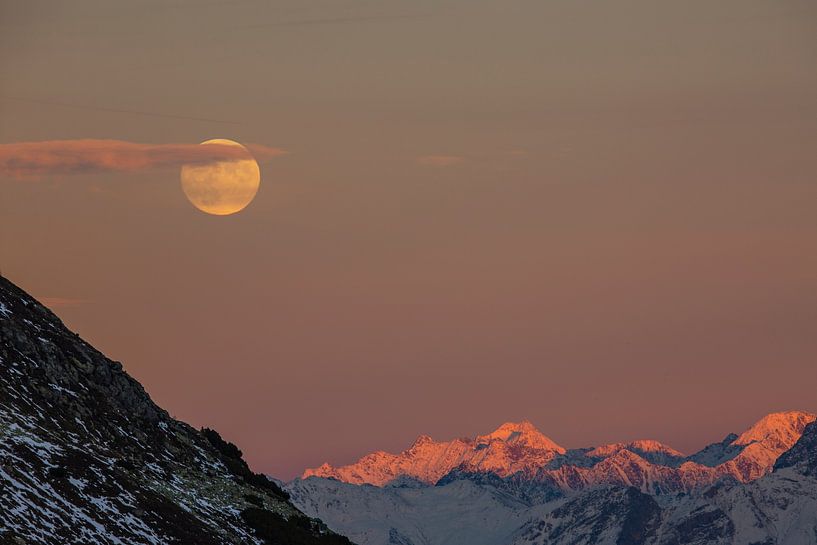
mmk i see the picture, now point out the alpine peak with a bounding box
[476,420,565,453]
[408,434,436,449]
[300,411,817,491]
[733,410,816,449]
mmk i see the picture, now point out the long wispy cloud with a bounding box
[0,139,287,178]
[416,155,466,167]
[240,13,427,29]
[1,95,241,125]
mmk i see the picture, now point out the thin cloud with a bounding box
[1,95,241,125]
[240,13,426,29]
[0,139,287,178]
[417,155,466,167]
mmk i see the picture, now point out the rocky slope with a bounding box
[0,275,353,545]
[290,423,817,545]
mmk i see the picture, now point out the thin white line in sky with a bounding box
[1,95,242,125]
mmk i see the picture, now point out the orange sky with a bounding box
[1,0,816,479]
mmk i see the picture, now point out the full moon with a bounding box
[180,139,260,215]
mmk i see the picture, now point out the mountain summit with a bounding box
[302,411,815,492]
[291,413,817,545]
[0,276,351,545]
[475,420,565,452]
[303,420,567,486]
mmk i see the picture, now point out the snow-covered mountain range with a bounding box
[289,414,817,544]
[4,270,815,545]
[302,412,814,492]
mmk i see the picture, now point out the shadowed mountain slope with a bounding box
[0,275,353,545]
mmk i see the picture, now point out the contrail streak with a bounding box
[239,13,426,29]
[0,95,242,125]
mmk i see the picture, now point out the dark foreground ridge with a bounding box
[0,275,353,545]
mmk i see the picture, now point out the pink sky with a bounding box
[2,0,816,479]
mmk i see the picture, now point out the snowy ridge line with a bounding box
[289,421,817,545]
[302,411,816,493]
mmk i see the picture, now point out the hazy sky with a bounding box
[2,0,816,479]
